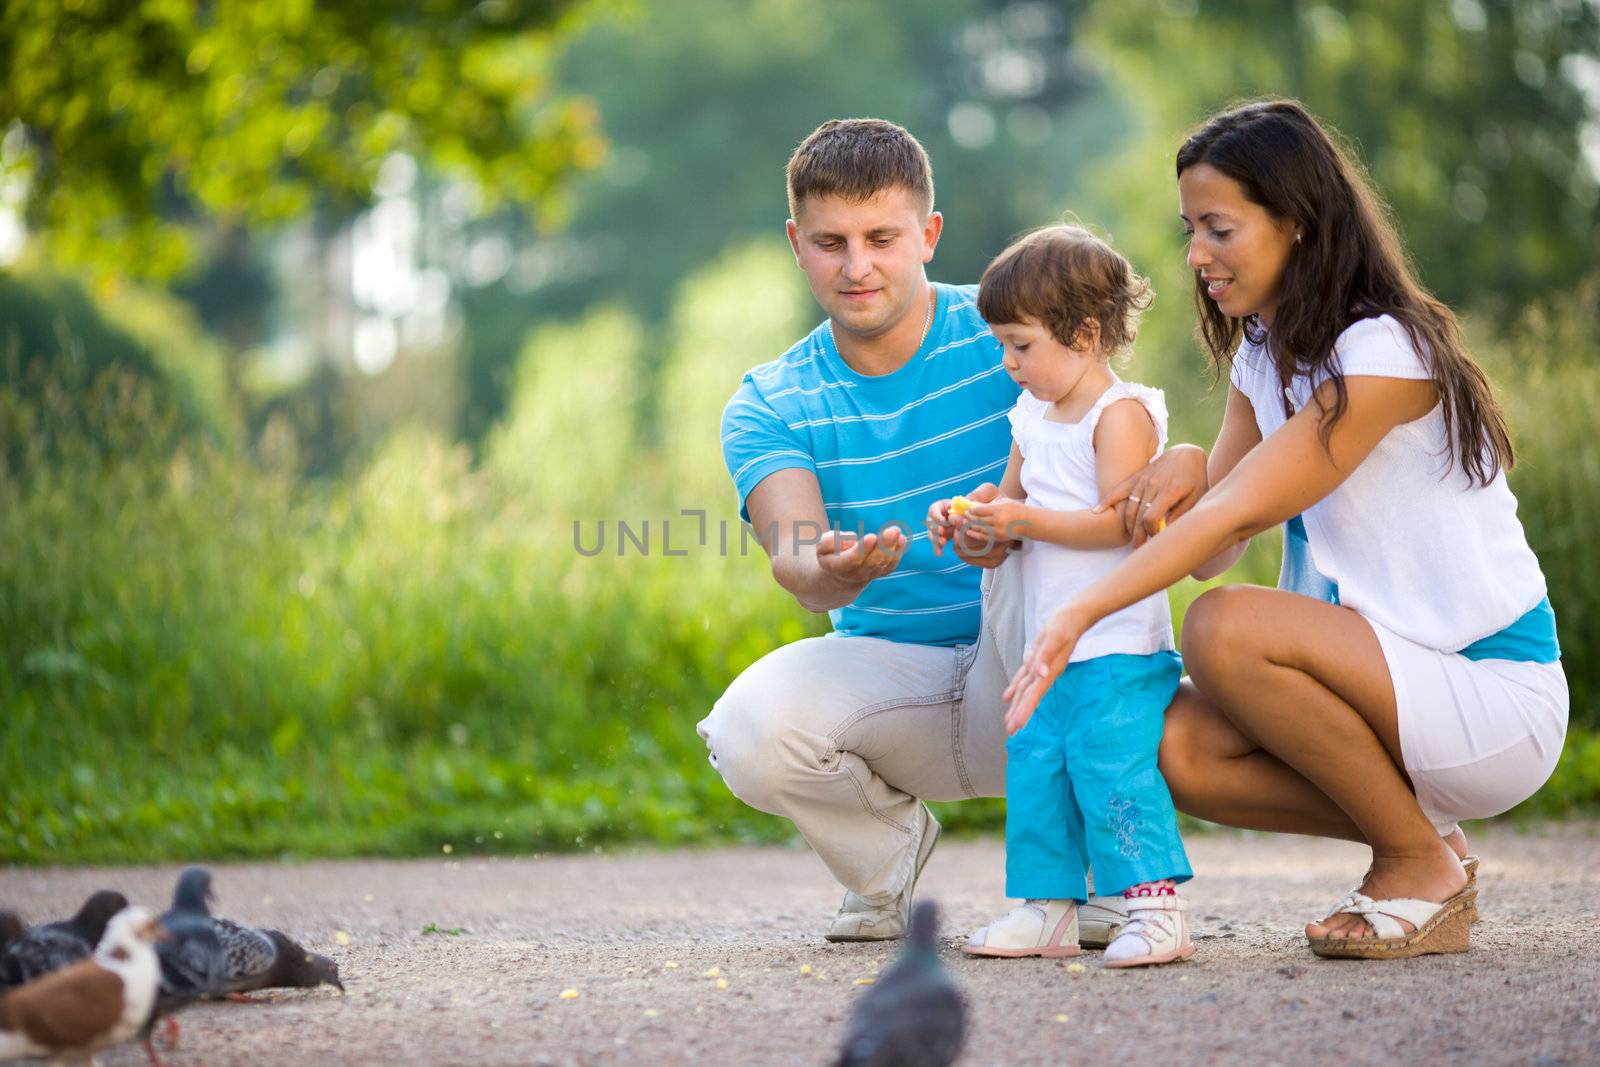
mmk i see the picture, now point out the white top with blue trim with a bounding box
[1231,314,1549,653]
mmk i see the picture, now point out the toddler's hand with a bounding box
[950,483,1015,567]
[927,498,957,555]
[963,496,1027,543]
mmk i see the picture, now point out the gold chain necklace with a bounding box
[916,286,935,348]
[827,287,935,357]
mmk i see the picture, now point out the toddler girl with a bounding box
[930,224,1192,968]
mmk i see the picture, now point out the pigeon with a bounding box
[139,867,225,1064]
[0,891,129,990]
[0,905,166,1064]
[835,900,966,1067]
[210,918,343,999]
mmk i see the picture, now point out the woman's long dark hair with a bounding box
[1176,99,1512,484]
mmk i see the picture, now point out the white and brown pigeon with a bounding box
[0,905,166,1065]
[834,900,967,1067]
[0,891,130,991]
[210,918,343,1000]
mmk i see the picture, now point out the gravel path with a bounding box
[3,822,1598,1066]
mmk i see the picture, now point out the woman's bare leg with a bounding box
[1161,680,1364,841]
[1160,681,1471,856]
[1175,586,1466,940]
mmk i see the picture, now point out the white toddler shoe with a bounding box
[1103,893,1194,968]
[1077,895,1127,948]
[962,900,1082,958]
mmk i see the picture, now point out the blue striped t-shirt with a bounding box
[720,282,1020,646]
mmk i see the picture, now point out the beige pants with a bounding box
[696,556,1026,906]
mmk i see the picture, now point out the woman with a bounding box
[1004,99,1568,959]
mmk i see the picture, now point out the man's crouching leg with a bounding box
[696,635,967,941]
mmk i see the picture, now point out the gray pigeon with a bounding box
[835,900,966,1067]
[210,918,343,999]
[0,891,129,990]
[140,867,226,1064]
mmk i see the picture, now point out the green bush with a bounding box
[0,245,823,863]
[1477,277,1600,730]
[0,264,239,452]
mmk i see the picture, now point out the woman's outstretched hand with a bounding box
[1001,604,1089,735]
[1096,443,1209,547]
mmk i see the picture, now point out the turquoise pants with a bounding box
[1005,651,1191,901]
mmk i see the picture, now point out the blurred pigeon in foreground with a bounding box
[140,867,225,1064]
[835,900,966,1067]
[210,918,343,999]
[0,914,22,954]
[0,906,165,1064]
[0,891,129,990]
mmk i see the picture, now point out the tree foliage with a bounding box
[0,0,607,277]
[454,0,1105,436]
[1082,0,1600,314]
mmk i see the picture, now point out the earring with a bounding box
[1295,232,1304,244]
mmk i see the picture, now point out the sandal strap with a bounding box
[1116,911,1176,950]
[1330,890,1361,914]
[1125,894,1186,913]
[1336,893,1449,939]
[1119,896,1185,942]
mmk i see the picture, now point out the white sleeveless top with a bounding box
[1009,380,1176,661]
[1230,315,1547,652]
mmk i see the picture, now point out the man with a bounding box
[698,118,1127,944]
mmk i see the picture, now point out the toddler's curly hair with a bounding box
[977,224,1153,354]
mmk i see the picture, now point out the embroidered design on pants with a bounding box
[1108,797,1143,860]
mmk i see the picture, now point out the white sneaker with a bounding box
[1077,895,1128,949]
[825,808,941,942]
[962,900,1081,958]
[1103,894,1194,968]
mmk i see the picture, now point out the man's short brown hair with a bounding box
[978,224,1153,353]
[786,119,934,218]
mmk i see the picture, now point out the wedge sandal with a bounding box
[1307,885,1477,960]
[1332,855,1481,926]
[1462,855,1480,924]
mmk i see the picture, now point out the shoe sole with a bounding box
[824,813,941,943]
[1463,855,1480,925]
[961,943,1082,959]
[1307,886,1477,960]
[1077,919,1123,951]
[1103,943,1195,969]
[963,906,1082,959]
